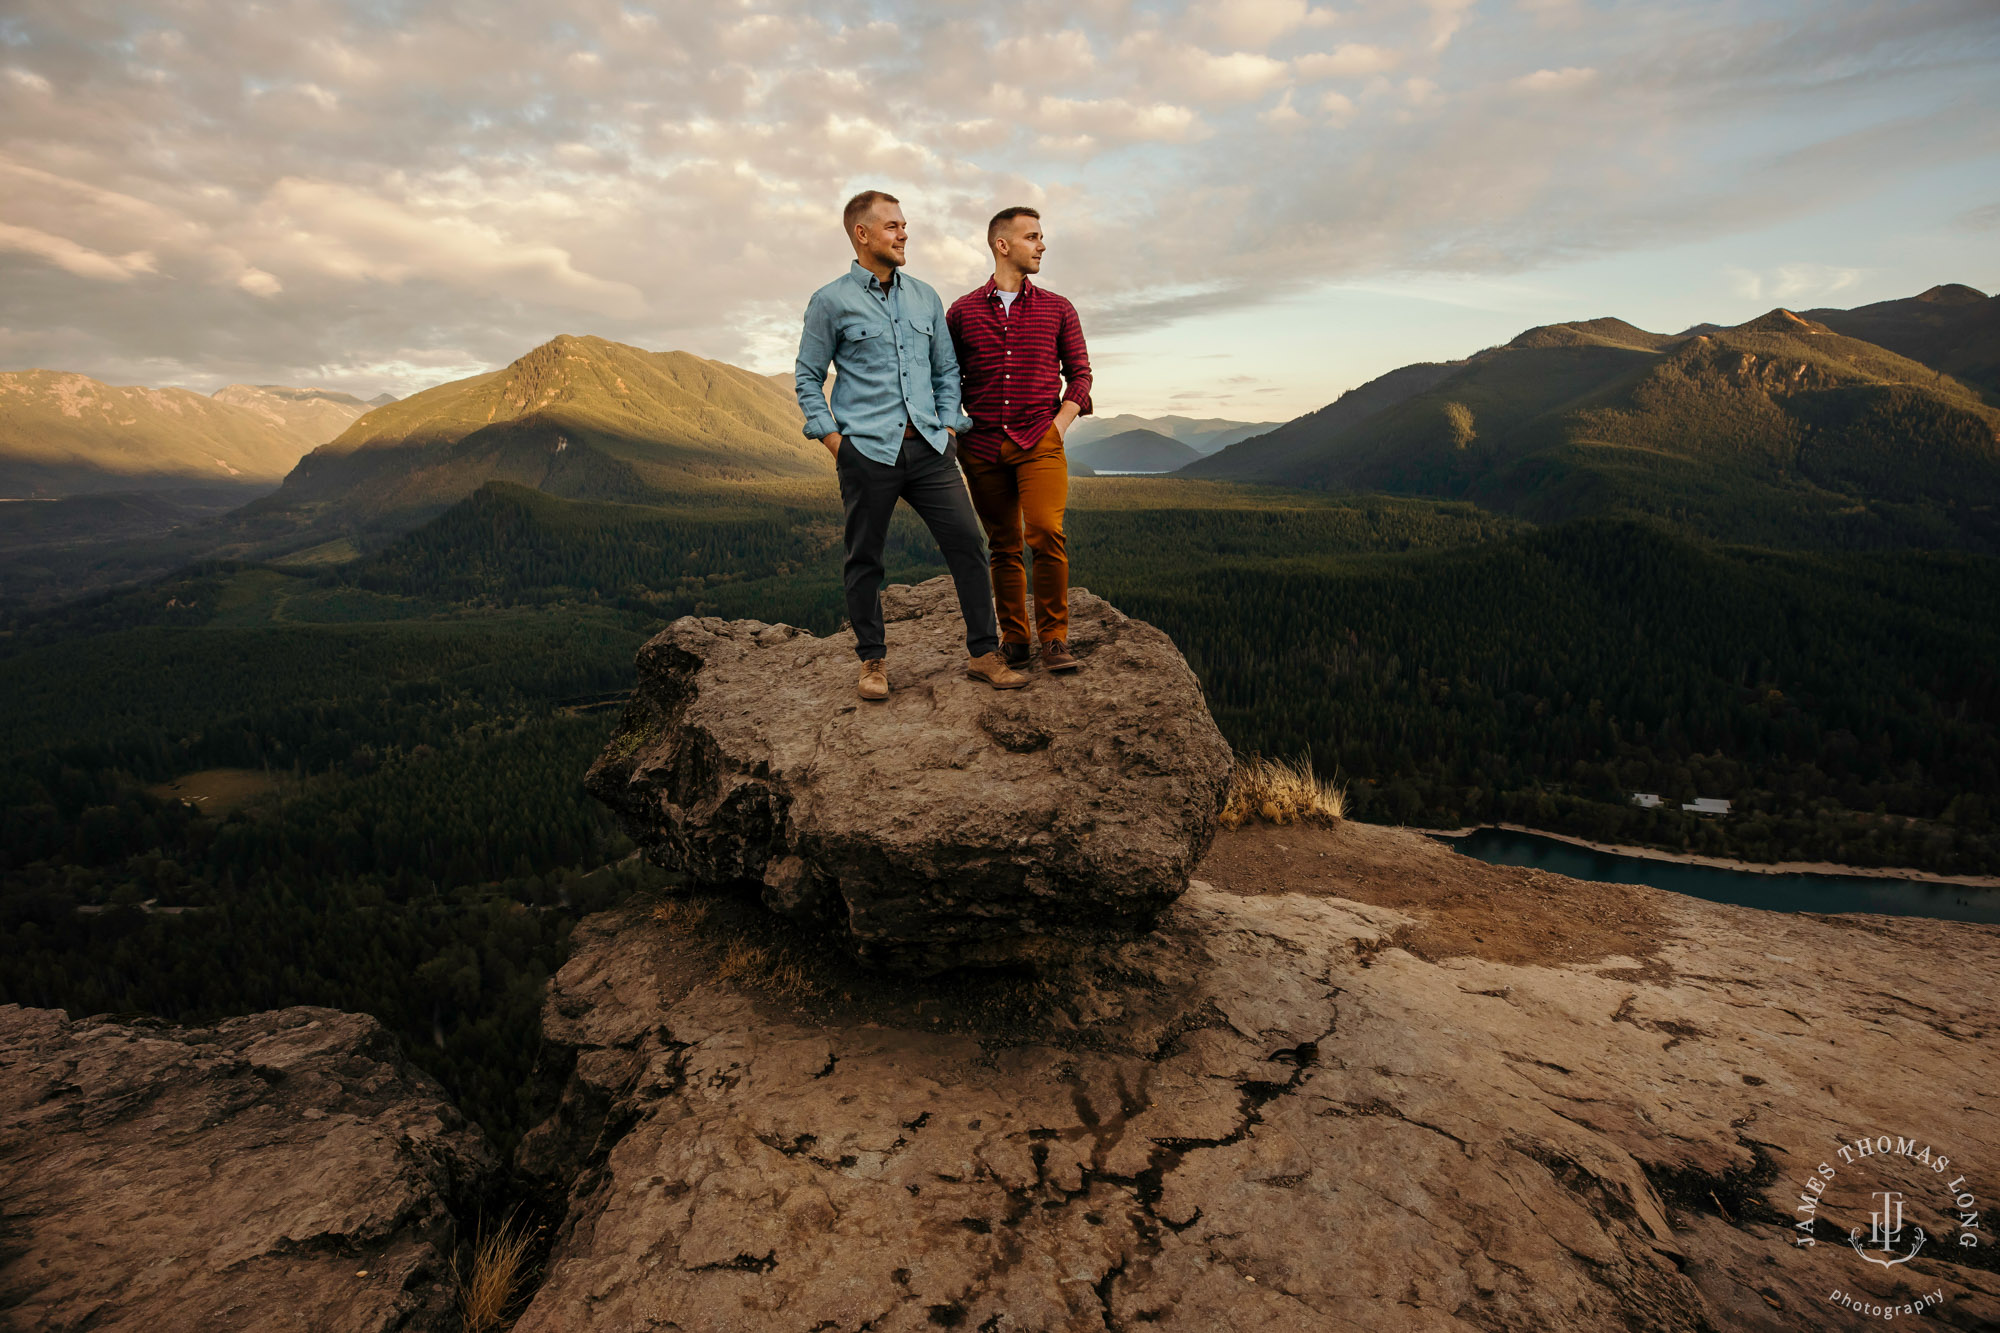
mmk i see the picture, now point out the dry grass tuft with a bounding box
[713,937,824,1000]
[651,897,711,936]
[453,1213,540,1333]
[1219,754,1346,830]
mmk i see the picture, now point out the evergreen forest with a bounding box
[5,432,1998,1156]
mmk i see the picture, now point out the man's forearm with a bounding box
[1054,401,1081,436]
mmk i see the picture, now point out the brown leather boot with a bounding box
[1001,641,1032,668]
[966,651,1030,690]
[857,659,889,700]
[1041,639,1079,673]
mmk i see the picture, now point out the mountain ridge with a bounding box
[1064,413,1283,455]
[1184,293,2000,548]
[1068,427,1202,474]
[261,334,819,529]
[0,371,316,497]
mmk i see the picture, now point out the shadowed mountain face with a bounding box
[0,371,315,496]
[1067,427,1202,473]
[264,334,817,528]
[1064,414,1282,455]
[1178,359,1466,483]
[1186,300,2000,548]
[1805,283,2000,404]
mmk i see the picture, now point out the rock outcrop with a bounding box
[585,578,1233,971]
[513,822,2000,1332]
[0,1005,496,1333]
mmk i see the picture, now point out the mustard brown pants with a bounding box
[960,422,1070,646]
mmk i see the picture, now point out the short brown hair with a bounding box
[987,206,1041,245]
[843,190,900,234]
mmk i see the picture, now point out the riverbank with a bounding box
[1415,821,2000,890]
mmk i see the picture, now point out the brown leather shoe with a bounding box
[966,651,1030,690]
[1041,639,1079,672]
[1001,641,1032,668]
[857,659,889,700]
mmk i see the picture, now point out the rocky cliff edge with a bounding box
[510,820,2000,1332]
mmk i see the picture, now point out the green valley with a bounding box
[5,285,1999,1158]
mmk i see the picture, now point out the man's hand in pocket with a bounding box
[822,432,842,458]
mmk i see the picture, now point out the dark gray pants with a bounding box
[835,434,999,661]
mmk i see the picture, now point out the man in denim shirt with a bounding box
[797,190,1028,699]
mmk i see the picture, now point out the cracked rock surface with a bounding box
[583,577,1233,971]
[0,1005,495,1333]
[515,822,2000,1332]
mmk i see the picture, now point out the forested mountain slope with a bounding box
[1186,305,2000,548]
[1805,283,2000,403]
[262,334,818,528]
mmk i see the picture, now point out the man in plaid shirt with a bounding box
[946,207,1093,674]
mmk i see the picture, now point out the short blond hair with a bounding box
[843,190,900,234]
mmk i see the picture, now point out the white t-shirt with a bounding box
[996,289,1020,314]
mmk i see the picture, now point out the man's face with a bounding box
[996,216,1046,272]
[855,204,909,269]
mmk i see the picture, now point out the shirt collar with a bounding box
[850,260,901,294]
[985,274,1035,302]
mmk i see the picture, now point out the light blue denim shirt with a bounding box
[795,261,972,466]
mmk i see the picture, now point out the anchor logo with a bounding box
[1849,1191,1927,1268]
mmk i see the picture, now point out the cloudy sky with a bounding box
[2,0,1996,419]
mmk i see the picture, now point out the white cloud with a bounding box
[0,223,155,281]
[1512,66,1598,92]
[0,0,1987,398]
[993,30,1096,82]
[1115,36,1289,104]
[1727,264,1865,305]
[1954,202,2000,232]
[1319,91,1357,123]
[238,268,284,297]
[1033,96,1206,143]
[1295,44,1399,79]
[1422,0,1480,51]
[1260,90,1306,130]
[1187,0,1337,49]
[245,179,647,317]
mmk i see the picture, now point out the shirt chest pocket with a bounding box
[839,322,891,369]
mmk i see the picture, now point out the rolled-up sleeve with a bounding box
[1057,300,1093,417]
[794,292,839,440]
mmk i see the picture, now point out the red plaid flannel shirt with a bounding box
[945,276,1093,461]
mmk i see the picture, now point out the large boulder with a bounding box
[512,823,2000,1332]
[0,1005,496,1333]
[585,577,1233,970]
